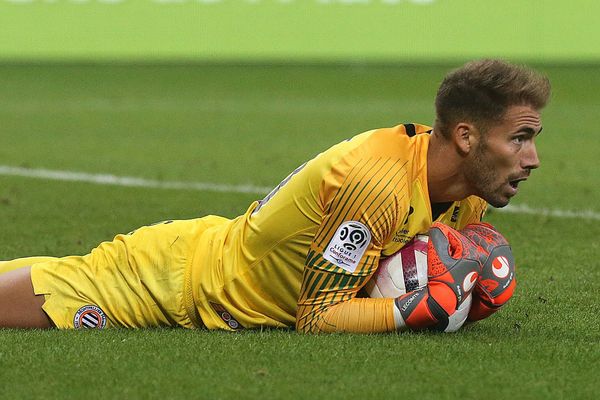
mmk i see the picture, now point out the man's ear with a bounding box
[452,122,477,155]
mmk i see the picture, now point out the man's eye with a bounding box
[512,136,525,144]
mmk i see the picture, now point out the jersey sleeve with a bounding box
[296,155,408,333]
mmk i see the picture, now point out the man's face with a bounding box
[464,105,543,208]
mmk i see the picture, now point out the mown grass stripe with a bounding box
[1,165,597,221]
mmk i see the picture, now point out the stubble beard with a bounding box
[465,140,509,208]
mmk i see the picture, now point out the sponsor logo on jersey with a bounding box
[73,305,107,329]
[404,206,414,225]
[451,206,461,223]
[323,221,371,273]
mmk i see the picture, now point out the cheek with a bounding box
[491,145,519,170]
[500,154,518,170]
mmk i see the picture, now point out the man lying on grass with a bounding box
[0,59,550,333]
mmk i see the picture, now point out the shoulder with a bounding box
[320,123,432,180]
[300,123,432,216]
[354,123,433,157]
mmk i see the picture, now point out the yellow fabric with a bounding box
[191,125,487,332]
[8,124,487,332]
[27,219,217,329]
[0,257,58,274]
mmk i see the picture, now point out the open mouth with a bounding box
[509,178,527,189]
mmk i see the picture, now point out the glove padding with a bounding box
[460,223,516,321]
[395,222,482,331]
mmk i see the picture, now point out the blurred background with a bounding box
[1,0,599,236]
[0,0,598,63]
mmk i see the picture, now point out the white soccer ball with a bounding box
[364,234,429,298]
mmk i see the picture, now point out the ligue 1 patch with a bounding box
[323,221,371,273]
[210,303,243,330]
[74,305,107,329]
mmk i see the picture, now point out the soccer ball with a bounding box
[364,234,429,298]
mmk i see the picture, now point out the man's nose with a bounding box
[522,141,540,170]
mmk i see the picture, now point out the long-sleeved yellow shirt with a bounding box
[189,124,487,333]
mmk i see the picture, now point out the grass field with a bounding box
[0,64,599,399]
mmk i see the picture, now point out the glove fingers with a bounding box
[427,222,480,306]
[428,222,482,277]
[461,222,517,309]
[461,222,509,253]
[427,222,467,277]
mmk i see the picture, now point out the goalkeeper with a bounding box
[0,59,550,333]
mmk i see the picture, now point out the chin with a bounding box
[486,197,510,208]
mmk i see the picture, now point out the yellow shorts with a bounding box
[29,218,220,329]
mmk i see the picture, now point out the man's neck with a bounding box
[427,131,469,203]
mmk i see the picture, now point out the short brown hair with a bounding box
[434,59,551,137]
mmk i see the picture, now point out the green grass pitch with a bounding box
[0,64,598,399]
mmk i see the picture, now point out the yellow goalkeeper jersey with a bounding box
[189,124,487,333]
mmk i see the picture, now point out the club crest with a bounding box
[73,305,107,329]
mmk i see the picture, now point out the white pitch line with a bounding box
[0,165,271,195]
[495,203,600,221]
[1,165,598,221]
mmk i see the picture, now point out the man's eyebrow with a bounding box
[517,126,542,135]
